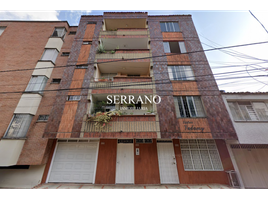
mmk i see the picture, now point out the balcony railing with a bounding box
[90,79,153,90]
[100,28,149,36]
[84,120,158,133]
[95,50,151,60]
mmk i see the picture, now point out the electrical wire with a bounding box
[249,10,268,35]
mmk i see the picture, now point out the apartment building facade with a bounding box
[40,12,238,186]
[0,21,77,188]
[0,12,240,188]
[222,92,268,188]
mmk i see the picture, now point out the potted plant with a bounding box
[87,110,122,132]
[145,110,155,115]
[97,42,106,53]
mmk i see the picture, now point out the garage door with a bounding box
[48,141,99,183]
[231,144,268,188]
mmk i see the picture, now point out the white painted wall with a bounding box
[32,61,54,78]
[45,37,64,52]
[222,94,268,144]
[14,94,42,115]
[0,165,45,188]
[0,140,25,166]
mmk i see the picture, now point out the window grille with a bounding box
[168,66,194,80]
[180,139,223,171]
[174,96,205,118]
[228,101,268,121]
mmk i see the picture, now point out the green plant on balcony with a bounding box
[110,50,115,54]
[87,110,122,132]
[97,42,106,53]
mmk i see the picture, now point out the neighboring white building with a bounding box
[222,92,268,189]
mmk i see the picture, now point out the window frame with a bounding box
[228,101,268,121]
[163,41,187,54]
[168,65,195,81]
[67,95,81,101]
[51,27,67,40]
[174,96,206,118]
[40,48,59,64]
[0,26,7,36]
[160,22,180,32]
[180,139,224,171]
[4,114,33,138]
[25,75,48,94]
[37,115,49,122]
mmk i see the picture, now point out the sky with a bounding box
[1,1,268,93]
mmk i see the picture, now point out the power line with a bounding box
[0,74,267,95]
[1,40,268,74]
[249,10,268,35]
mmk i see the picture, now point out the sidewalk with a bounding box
[32,183,235,189]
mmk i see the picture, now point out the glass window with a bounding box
[163,42,187,53]
[4,114,33,138]
[174,96,205,118]
[37,115,49,121]
[52,27,66,39]
[0,26,6,36]
[160,22,180,32]
[168,66,194,81]
[41,49,59,63]
[180,139,223,171]
[228,101,268,121]
[25,76,48,93]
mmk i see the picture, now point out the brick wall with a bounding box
[0,21,76,165]
[148,15,237,139]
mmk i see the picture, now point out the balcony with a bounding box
[104,18,147,31]
[100,28,149,37]
[84,120,158,133]
[95,49,151,60]
[90,78,153,90]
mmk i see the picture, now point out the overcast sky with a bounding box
[1,1,268,92]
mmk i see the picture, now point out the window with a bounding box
[61,52,70,56]
[180,139,223,171]
[40,49,59,63]
[25,76,48,93]
[174,96,205,118]
[4,114,33,138]
[76,65,88,69]
[37,115,49,122]
[83,41,92,45]
[0,26,6,36]
[160,22,180,32]
[228,101,268,121]
[51,78,61,84]
[69,31,76,35]
[52,27,66,39]
[163,42,186,53]
[68,95,81,101]
[168,66,194,81]
[136,139,152,143]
